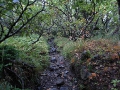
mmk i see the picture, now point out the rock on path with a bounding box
[40,37,78,90]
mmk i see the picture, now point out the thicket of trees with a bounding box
[0,0,120,43]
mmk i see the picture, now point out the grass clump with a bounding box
[0,45,19,63]
[55,37,85,59]
[62,41,76,59]
[54,37,70,49]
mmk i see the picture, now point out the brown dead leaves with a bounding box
[89,73,97,80]
[111,53,119,60]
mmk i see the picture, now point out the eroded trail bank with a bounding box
[40,37,79,90]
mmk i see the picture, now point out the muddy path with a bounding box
[40,37,79,90]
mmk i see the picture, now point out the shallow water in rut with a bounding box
[40,38,79,90]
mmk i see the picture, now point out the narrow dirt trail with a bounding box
[40,37,79,90]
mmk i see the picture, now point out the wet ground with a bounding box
[40,37,79,90]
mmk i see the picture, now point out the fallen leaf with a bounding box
[111,53,119,60]
[103,67,108,72]
[89,73,97,79]
[86,58,91,64]
[71,58,75,63]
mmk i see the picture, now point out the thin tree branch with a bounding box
[32,30,43,44]
[0,23,4,38]
[0,1,45,43]
[10,2,45,35]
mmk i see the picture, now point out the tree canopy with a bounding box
[0,0,119,43]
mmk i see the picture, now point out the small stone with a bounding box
[51,56,57,62]
[49,65,58,71]
[48,88,59,90]
[92,54,100,60]
[74,81,77,85]
[63,73,67,78]
[65,71,69,74]
[54,73,59,77]
[95,66,99,69]
[49,66,54,71]
[56,79,64,86]
[100,65,103,68]
[60,87,69,90]
[66,81,72,86]
[59,65,65,68]
[81,50,91,60]
[49,47,56,53]
[60,61,64,64]
[51,47,56,52]
[59,56,64,61]
[41,74,47,76]
[80,66,91,80]
[35,86,43,90]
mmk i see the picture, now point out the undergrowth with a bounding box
[55,36,120,60]
[0,81,30,90]
[54,36,70,50]
[0,34,49,71]
[55,37,85,59]
[55,36,120,89]
[0,34,50,89]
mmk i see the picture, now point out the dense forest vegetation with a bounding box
[0,0,120,90]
